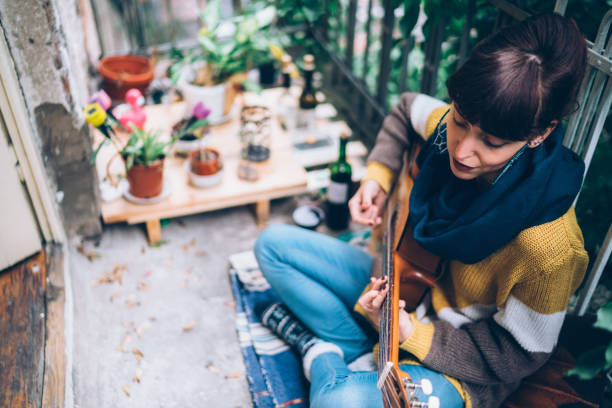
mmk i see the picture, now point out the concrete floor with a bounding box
[69,199,300,408]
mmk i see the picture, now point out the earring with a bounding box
[529,141,540,148]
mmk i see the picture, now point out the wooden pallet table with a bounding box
[95,90,308,243]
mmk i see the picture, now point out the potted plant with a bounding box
[98,55,154,100]
[169,0,282,123]
[187,146,223,188]
[121,126,176,198]
[172,102,212,155]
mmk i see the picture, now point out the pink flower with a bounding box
[193,102,211,120]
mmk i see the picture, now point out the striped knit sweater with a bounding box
[356,93,589,408]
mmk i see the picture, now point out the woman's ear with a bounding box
[528,121,558,148]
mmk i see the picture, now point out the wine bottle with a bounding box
[277,55,297,132]
[296,54,317,140]
[326,132,352,230]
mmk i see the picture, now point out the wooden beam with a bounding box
[254,200,270,229]
[42,244,66,408]
[146,219,162,244]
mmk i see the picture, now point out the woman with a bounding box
[254,13,588,408]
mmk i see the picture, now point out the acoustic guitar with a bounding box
[377,208,440,408]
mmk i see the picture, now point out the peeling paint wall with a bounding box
[0,0,102,237]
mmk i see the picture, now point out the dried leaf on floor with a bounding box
[183,321,197,332]
[225,371,243,379]
[77,244,102,262]
[137,279,151,291]
[185,268,192,275]
[135,321,151,338]
[206,363,220,373]
[180,279,188,288]
[140,247,146,254]
[190,238,196,247]
[194,250,206,257]
[149,316,157,322]
[116,346,128,353]
[125,294,140,308]
[109,292,120,303]
[224,301,236,307]
[121,333,132,348]
[122,385,131,396]
[132,348,144,364]
[92,264,126,286]
[133,368,143,383]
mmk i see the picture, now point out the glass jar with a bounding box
[238,105,272,181]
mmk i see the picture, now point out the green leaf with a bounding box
[566,345,606,380]
[90,140,109,165]
[200,0,221,31]
[594,301,612,332]
[237,17,259,41]
[184,119,209,133]
[606,340,612,369]
[198,35,220,56]
[242,80,262,94]
[302,7,320,23]
[400,0,421,38]
[254,6,276,28]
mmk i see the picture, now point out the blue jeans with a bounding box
[254,224,464,408]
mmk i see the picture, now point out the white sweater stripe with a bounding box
[493,295,566,353]
[410,94,447,138]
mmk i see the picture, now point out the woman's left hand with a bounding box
[359,277,414,342]
[358,277,388,327]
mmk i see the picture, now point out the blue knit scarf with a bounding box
[408,112,585,264]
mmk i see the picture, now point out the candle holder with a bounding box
[237,105,272,181]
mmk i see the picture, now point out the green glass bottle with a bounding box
[326,132,352,230]
[296,54,317,136]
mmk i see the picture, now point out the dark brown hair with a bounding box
[446,13,587,141]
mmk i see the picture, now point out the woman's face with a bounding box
[446,104,528,184]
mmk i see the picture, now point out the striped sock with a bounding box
[260,302,319,356]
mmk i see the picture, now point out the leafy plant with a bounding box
[121,126,175,170]
[169,0,283,86]
[567,300,612,380]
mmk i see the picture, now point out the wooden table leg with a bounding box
[255,200,270,229]
[145,219,162,244]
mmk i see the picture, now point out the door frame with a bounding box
[0,31,66,244]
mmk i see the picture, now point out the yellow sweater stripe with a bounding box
[424,105,450,139]
[362,161,396,193]
[363,104,450,193]
[399,314,434,360]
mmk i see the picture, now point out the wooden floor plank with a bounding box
[0,250,46,408]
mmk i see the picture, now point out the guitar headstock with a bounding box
[402,376,440,408]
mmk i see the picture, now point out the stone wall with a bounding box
[0,0,102,238]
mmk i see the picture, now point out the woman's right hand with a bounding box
[348,180,387,226]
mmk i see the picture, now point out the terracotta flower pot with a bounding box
[126,159,164,198]
[98,55,154,100]
[189,148,221,176]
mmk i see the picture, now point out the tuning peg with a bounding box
[402,377,433,395]
[410,396,440,408]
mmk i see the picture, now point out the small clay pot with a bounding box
[98,55,154,100]
[189,148,221,176]
[125,158,164,198]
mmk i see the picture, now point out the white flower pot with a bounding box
[178,63,232,124]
